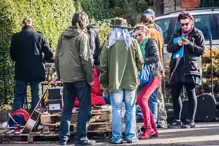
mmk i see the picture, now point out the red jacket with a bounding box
[74,68,106,106]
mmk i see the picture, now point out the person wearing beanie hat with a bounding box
[144,9,163,35]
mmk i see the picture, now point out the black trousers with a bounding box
[171,83,197,122]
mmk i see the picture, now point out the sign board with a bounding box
[182,0,200,9]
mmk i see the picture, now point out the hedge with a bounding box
[0,0,75,105]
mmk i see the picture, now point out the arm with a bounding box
[9,35,16,61]
[187,31,205,55]
[41,35,54,61]
[54,36,62,80]
[79,34,94,83]
[133,40,144,72]
[145,40,160,65]
[167,33,182,54]
[99,42,108,87]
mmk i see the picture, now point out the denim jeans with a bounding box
[59,82,92,143]
[110,89,138,142]
[13,80,40,112]
[148,88,159,123]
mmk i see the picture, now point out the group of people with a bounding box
[9,8,205,146]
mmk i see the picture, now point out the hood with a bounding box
[148,24,156,29]
[62,26,81,39]
[89,24,97,29]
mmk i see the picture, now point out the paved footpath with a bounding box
[2,122,219,146]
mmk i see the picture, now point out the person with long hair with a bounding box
[55,12,95,145]
[167,11,205,128]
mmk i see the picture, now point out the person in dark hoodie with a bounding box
[55,12,94,145]
[88,24,101,68]
[10,17,53,112]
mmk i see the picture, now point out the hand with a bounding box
[183,39,190,45]
[178,40,183,46]
[89,81,94,86]
[100,85,106,91]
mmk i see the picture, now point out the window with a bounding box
[175,15,212,40]
[155,18,171,43]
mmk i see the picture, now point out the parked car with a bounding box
[155,7,219,62]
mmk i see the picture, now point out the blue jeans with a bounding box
[13,80,40,112]
[110,89,138,142]
[59,82,92,143]
[136,87,158,123]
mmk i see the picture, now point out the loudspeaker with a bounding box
[166,93,217,122]
[195,93,216,122]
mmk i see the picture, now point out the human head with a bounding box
[134,24,150,44]
[141,14,154,26]
[110,17,130,29]
[177,11,194,32]
[22,17,34,27]
[144,9,155,20]
[72,12,89,30]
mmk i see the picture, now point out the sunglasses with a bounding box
[136,33,143,37]
[180,22,189,27]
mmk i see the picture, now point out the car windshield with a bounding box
[155,18,171,43]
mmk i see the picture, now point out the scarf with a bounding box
[109,28,131,48]
[139,38,149,59]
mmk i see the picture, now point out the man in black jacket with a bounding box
[10,17,53,112]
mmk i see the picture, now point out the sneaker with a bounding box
[157,121,167,128]
[126,139,138,143]
[75,139,96,146]
[168,119,182,128]
[181,119,195,129]
[59,141,67,145]
[139,129,155,139]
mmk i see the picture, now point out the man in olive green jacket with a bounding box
[100,18,144,144]
[55,12,95,146]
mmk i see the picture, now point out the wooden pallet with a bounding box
[41,105,112,134]
[0,128,59,143]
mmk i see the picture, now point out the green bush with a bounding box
[75,0,110,20]
[0,0,76,106]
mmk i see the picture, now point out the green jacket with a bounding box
[100,39,144,93]
[55,26,93,83]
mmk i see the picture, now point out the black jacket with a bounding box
[145,39,164,78]
[167,28,205,75]
[167,28,205,84]
[10,26,53,82]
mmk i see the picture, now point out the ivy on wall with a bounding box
[0,0,75,105]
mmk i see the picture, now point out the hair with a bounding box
[141,14,154,26]
[22,17,33,26]
[177,11,194,22]
[135,24,150,33]
[72,12,89,30]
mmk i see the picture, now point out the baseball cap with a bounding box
[144,9,155,17]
